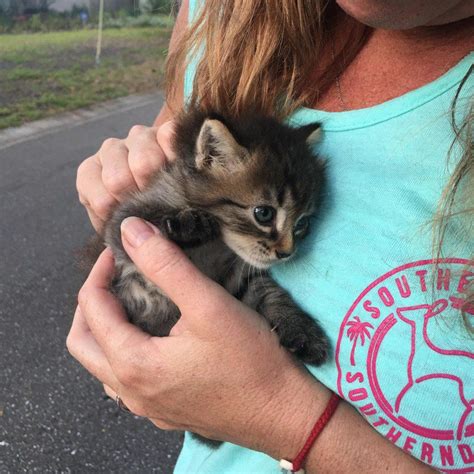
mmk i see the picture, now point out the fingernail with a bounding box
[121,217,159,247]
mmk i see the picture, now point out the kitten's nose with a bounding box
[276,250,292,259]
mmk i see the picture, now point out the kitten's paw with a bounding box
[165,210,219,245]
[277,318,330,366]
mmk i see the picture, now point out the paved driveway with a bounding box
[0,94,182,473]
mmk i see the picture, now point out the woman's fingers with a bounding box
[77,248,152,371]
[103,383,117,401]
[98,138,139,200]
[126,125,168,189]
[84,207,105,234]
[102,383,180,430]
[76,154,118,230]
[67,306,120,391]
[77,122,177,231]
[156,121,177,162]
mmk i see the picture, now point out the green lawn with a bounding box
[0,27,172,129]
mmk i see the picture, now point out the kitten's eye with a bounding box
[294,216,310,238]
[253,206,276,225]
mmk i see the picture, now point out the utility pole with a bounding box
[95,0,105,65]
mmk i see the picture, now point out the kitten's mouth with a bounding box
[222,231,282,269]
[243,257,273,270]
[226,244,274,269]
[239,253,284,270]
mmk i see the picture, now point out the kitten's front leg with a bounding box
[108,201,220,253]
[240,274,329,365]
[164,209,220,247]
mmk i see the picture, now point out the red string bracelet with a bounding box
[279,392,340,473]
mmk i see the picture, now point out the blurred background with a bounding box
[0,1,183,472]
[0,0,174,129]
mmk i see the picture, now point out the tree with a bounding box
[346,316,374,366]
[39,0,57,12]
[139,0,171,14]
[9,0,57,15]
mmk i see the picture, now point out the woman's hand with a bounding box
[76,122,176,232]
[67,217,435,472]
[67,216,329,459]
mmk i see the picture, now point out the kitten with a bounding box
[103,109,329,365]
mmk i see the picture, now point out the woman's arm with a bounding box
[279,390,435,473]
[67,217,435,473]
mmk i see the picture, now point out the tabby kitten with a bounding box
[104,109,329,365]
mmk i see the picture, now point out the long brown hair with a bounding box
[166,0,369,118]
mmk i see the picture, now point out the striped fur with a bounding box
[103,109,329,364]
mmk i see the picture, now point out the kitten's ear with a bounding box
[298,122,322,146]
[196,119,247,172]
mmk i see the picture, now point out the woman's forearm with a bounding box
[262,374,435,473]
[308,400,434,472]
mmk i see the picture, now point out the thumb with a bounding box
[120,216,226,313]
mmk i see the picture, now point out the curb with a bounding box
[0,92,163,151]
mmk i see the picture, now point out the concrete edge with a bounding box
[0,92,163,151]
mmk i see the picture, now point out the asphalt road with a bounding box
[0,94,183,473]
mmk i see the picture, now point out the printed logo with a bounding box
[336,259,474,473]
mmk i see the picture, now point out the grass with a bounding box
[0,27,172,129]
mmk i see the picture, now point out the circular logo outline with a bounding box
[335,258,474,472]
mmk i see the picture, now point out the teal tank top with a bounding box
[176,3,474,471]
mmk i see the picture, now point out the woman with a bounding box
[68,1,473,472]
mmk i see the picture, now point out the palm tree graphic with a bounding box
[346,316,374,366]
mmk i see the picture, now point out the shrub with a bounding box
[103,14,173,29]
[140,0,172,15]
[0,7,172,34]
